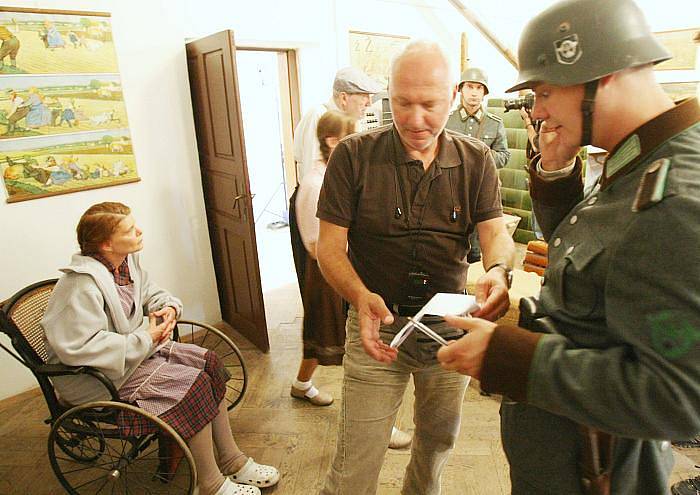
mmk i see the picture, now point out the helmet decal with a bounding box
[554,34,582,65]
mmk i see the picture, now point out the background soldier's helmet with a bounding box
[507,0,671,92]
[458,67,489,95]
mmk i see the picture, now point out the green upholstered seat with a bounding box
[506,128,529,150]
[487,98,536,243]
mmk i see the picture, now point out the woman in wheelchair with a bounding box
[41,202,279,495]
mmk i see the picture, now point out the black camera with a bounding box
[503,93,535,113]
[407,271,431,304]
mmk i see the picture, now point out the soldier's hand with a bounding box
[538,120,579,171]
[437,315,496,379]
[472,270,510,322]
[357,292,397,363]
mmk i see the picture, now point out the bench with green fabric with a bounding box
[487,98,536,243]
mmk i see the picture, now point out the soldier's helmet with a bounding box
[507,0,671,92]
[458,67,489,95]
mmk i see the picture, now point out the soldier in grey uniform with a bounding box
[437,0,700,494]
[446,68,510,263]
[446,67,510,169]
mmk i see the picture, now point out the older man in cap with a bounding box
[437,0,700,493]
[293,67,382,181]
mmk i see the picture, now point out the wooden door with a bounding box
[186,31,269,352]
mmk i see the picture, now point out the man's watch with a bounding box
[486,262,513,289]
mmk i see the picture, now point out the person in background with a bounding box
[446,67,510,263]
[289,110,412,449]
[293,67,382,182]
[290,110,357,406]
[42,202,280,495]
[519,102,545,240]
[437,0,700,493]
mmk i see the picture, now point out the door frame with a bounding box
[237,47,301,198]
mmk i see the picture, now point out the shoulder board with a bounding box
[486,112,503,122]
[632,158,671,212]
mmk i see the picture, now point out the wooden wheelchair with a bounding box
[0,279,248,494]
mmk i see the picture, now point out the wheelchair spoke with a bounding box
[55,456,122,473]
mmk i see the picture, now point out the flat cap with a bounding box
[333,67,383,94]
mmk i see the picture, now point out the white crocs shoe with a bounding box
[229,457,280,488]
[215,478,261,495]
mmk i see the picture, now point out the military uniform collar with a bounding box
[459,105,483,122]
[389,125,461,169]
[601,97,700,190]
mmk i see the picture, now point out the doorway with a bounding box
[235,48,301,328]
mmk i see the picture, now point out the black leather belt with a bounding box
[389,303,423,317]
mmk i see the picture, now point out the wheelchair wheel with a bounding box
[54,417,105,462]
[49,401,196,494]
[175,319,247,410]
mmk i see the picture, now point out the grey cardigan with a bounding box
[41,253,182,405]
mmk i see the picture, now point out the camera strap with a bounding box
[394,163,434,272]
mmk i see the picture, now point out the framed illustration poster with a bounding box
[0,7,139,203]
[654,28,699,71]
[349,31,410,89]
[660,81,699,101]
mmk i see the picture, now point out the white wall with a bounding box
[0,0,220,399]
[183,0,698,112]
[183,0,519,108]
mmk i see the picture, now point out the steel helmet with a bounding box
[507,0,671,92]
[458,67,489,95]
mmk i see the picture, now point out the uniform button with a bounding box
[587,197,598,205]
[660,441,670,451]
[566,246,574,255]
[570,215,578,224]
[553,238,562,247]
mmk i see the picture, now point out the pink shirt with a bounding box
[295,159,326,254]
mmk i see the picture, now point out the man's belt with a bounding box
[389,303,423,317]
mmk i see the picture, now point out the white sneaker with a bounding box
[389,427,412,449]
[215,478,261,495]
[230,457,280,488]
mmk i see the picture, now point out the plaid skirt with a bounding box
[116,341,230,440]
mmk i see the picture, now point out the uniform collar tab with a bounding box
[601,98,700,189]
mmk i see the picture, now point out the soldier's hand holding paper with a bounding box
[437,316,497,379]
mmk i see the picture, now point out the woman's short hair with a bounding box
[316,110,357,162]
[76,202,130,255]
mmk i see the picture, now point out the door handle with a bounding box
[232,193,255,209]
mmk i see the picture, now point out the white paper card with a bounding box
[421,293,480,317]
[389,293,479,348]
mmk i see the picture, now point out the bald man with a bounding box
[316,40,514,495]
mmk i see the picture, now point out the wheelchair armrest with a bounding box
[35,363,120,400]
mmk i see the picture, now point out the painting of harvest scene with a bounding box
[0,10,118,74]
[0,7,139,203]
[1,130,137,202]
[0,75,127,138]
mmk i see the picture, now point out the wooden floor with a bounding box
[1,280,699,494]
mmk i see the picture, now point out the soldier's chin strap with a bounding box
[580,79,599,146]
